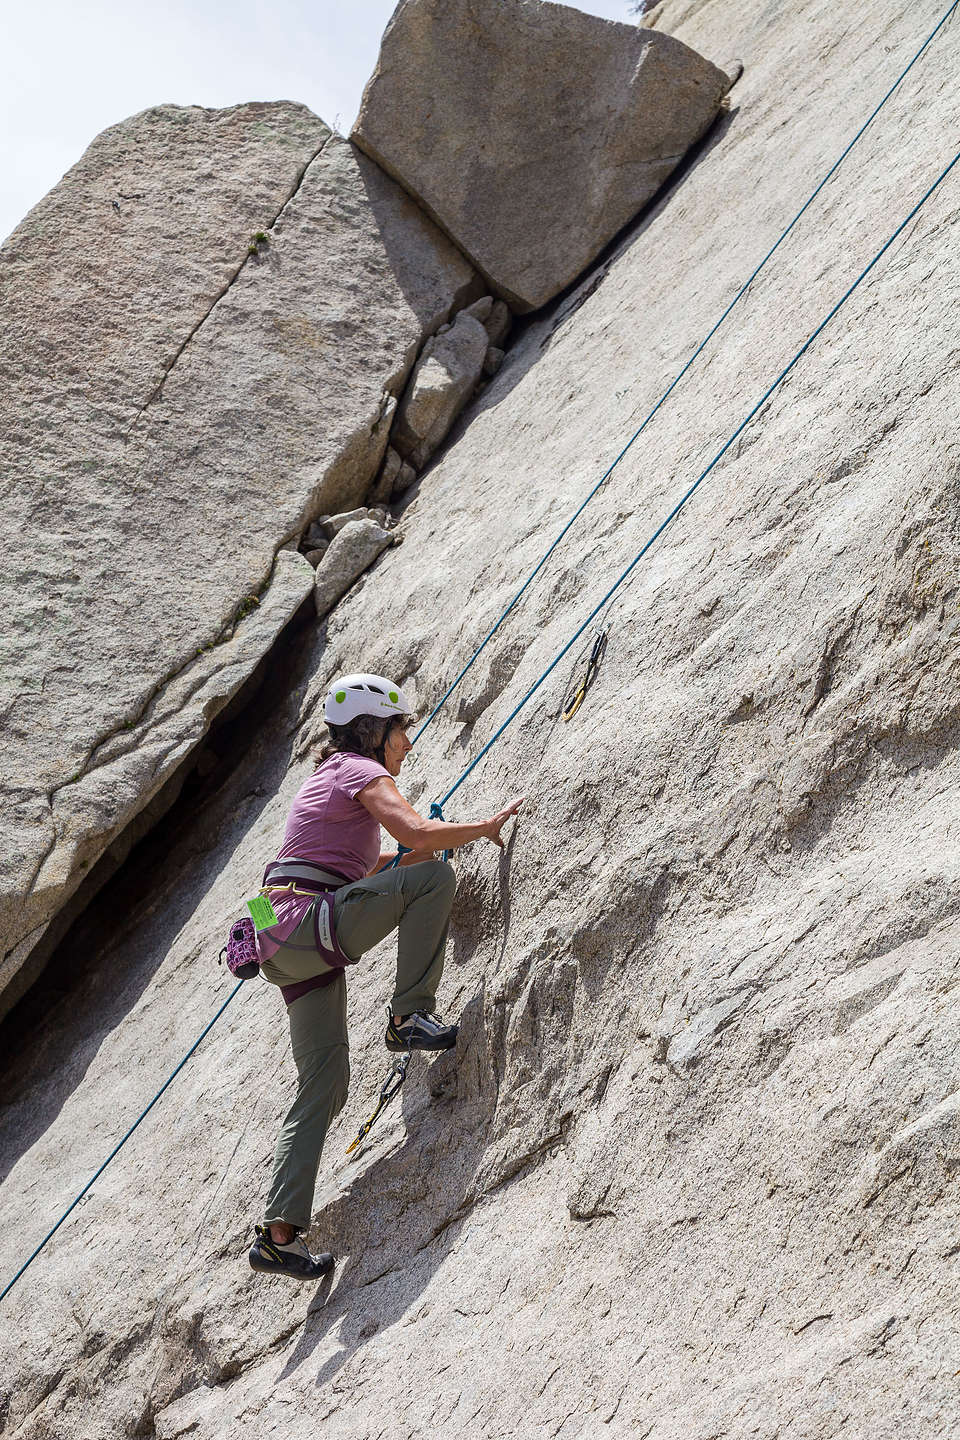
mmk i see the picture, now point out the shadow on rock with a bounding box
[0,618,320,1188]
[437,102,743,433]
[275,995,495,1388]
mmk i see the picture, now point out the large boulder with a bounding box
[0,109,478,1015]
[352,0,729,311]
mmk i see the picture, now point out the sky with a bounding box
[2,0,641,244]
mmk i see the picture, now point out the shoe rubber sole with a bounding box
[249,1248,335,1281]
[385,1029,458,1053]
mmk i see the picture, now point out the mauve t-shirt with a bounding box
[256,752,391,963]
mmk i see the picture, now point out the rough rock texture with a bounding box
[0,111,477,1016]
[313,517,397,618]
[482,300,512,350]
[482,345,505,377]
[2,0,960,1436]
[392,310,490,467]
[352,0,729,310]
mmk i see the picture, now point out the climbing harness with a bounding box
[562,628,609,722]
[4,3,959,1305]
[345,1042,413,1155]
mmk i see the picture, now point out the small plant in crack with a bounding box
[234,595,261,624]
[248,231,270,257]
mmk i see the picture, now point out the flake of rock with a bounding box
[313,518,395,618]
[352,0,727,310]
[391,312,489,468]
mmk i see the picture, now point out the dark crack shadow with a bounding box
[401,101,741,465]
[273,1027,493,1389]
[0,608,323,1189]
[496,825,519,966]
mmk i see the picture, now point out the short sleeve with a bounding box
[337,754,391,799]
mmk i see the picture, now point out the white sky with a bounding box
[2,0,639,244]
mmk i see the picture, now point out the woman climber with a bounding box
[248,672,525,1280]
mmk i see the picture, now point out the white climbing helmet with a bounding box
[324,673,414,726]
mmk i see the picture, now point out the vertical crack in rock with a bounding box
[125,132,335,432]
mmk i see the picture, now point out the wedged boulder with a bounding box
[391,310,490,468]
[483,346,505,376]
[463,294,513,349]
[352,0,729,311]
[483,300,513,350]
[0,110,477,1011]
[313,517,397,618]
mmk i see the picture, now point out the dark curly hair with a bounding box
[313,712,406,769]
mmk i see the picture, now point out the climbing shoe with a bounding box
[248,1225,334,1281]
[385,1008,459,1052]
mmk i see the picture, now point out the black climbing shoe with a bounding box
[385,1009,459,1052]
[248,1225,334,1281]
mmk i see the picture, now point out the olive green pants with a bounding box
[261,859,456,1230]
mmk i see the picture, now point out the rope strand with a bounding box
[435,144,960,810]
[3,6,956,1306]
[411,0,960,747]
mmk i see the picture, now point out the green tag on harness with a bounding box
[246,894,279,932]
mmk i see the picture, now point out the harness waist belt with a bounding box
[262,859,351,889]
[260,857,357,1006]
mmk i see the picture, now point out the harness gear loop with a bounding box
[259,882,322,899]
[562,628,609,721]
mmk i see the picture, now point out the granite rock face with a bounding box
[352,0,728,310]
[0,113,477,1016]
[3,0,960,1437]
[313,517,397,618]
[392,310,491,468]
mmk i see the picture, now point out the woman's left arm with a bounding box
[367,847,438,876]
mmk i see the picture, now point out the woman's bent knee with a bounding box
[425,857,457,892]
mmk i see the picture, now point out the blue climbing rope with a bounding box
[0,980,245,1306]
[412,0,960,748]
[2,6,957,1308]
[430,143,960,812]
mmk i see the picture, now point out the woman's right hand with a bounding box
[483,795,526,848]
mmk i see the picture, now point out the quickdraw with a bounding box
[562,628,608,721]
[345,1045,413,1155]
